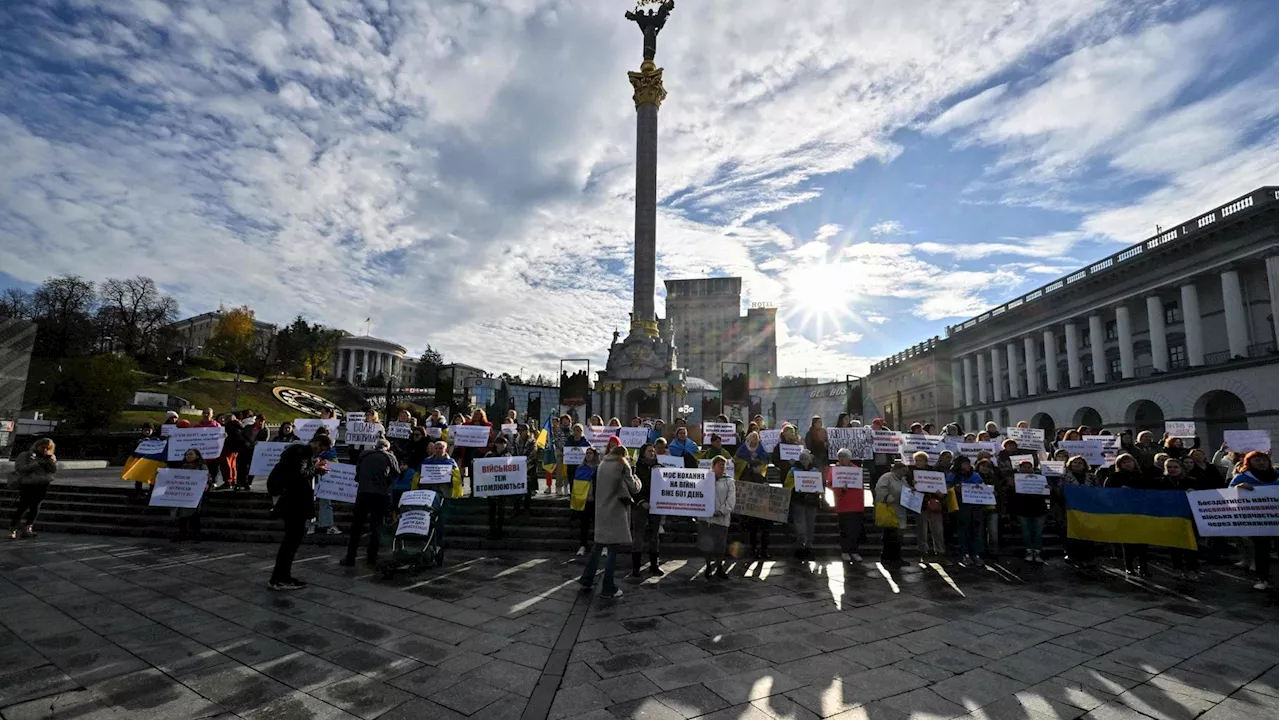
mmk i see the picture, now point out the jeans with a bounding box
[1018,515,1045,553]
[487,497,505,537]
[630,504,659,555]
[792,504,817,549]
[1253,538,1272,582]
[916,511,944,556]
[10,484,48,529]
[316,498,335,528]
[984,510,1000,555]
[579,543,618,594]
[346,493,390,563]
[747,519,772,554]
[577,502,594,548]
[272,514,308,583]
[838,512,864,555]
[957,506,985,558]
[880,527,902,562]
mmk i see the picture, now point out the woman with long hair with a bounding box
[1229,451,1278,591]
[805,416,829,471]
[1104,453,1151,577]
[10,438,56,539]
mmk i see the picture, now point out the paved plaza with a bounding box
[0,534,1275,720]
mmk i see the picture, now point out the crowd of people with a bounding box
[5,407,1274,598]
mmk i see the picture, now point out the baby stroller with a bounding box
[378,488,445,579]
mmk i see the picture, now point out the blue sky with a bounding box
[0,0,1276,379]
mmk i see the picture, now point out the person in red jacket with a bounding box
[828,449,865,563]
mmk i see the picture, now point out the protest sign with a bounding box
[619,427,649,448]
[315,462,358,503]
[1224,430,1272,453]
[760,429,782,453]
[562,446,588,465]
[449,425,491,448]
[149,469,207,509]
[1058,440,1105,466]
[399,489,440,508]
[873,430,902,455]
[649,467,715,517]
[134,440,167,456]
[1005,427,1044,449]
[1040,460,1065,477]
[249,442,301,476]
[501,423,519,437]
[386,422,413,440]
[1014,474,1050,495]
[1165,421,1196,439]
[1010,454,1036,469]
[472,456,529,497]
[346,422,386,447]
[961,484,996,505]
[698,459,716,470]
[1082,435,1119,451]
[702,422,738,444]
[911,470,946,494]
[656,454,683,468]
[732,481,792,522]
[159,424,174,437]
[792,470,823,493]
[345,411,367,425]
[1187,486,1278,537]
[831,466,863,489]
[166,427,226,462]
[418,464,453,486]
[778,443,802,461]
[957,442,996,460]
[425,425,443,439]
[900,487,924,514]
[294,418,339,440]
[899,434,945,463]
[587,426,620,449]
[396,510,432,536]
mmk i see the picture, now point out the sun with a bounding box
[784,263,859,336]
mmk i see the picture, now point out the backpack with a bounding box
[267,446,299,498]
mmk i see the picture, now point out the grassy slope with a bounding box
[147,378,367,424]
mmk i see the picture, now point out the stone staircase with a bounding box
[0,483,1060,557]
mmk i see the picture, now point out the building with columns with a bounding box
[865,337,952,430]
[867,186,1278,448]
[331,334,408,387]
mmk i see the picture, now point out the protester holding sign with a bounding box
[735,432,769,481]
[668,426,700,468]
[872,459,908,564]
[268,435,332,591]
[1010,459,1049,563]
[480,436,515,540]
[784,450,822,560]
[563,424,592,497]
[906,453,946,561]
[419,441,459,547]
[572,448,600,556]
[167,449,207,541]
[804,417,829,471]
[1057,456,1098,569]
[630,444,664,577]
[739,458,775,560]
[828,450,865,563]
[700,435,733,466]
[698,456,736,580]
[1229,451,1278,591]
[1103,454,1153,578]
[1154,458,1201,581]
[948,456,987,567]
[576,444,642,599]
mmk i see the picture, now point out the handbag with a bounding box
[925,496,943,513]
[874,501,898,528]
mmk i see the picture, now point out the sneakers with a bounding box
[960,555,972,566]
[268,580,305,591]
[1032,550,1042,563]
[7,529,16,541]
[974,557,986,567]
[849,553,863,563]
[339,558,355,567]
[305,525,316,536]
[713,567,729,579]
[649,565,665,577]
[840,552,851,562]
[575,546,587,557]
[325,527,343,535]
[602,588,623,599]
[1252,581,1274,591]
[1025,550,1034,562]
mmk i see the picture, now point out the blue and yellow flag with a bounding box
[1064,485,1197,550]
[121,439,168,485]
[536,415,552,450]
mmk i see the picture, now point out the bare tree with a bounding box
[32,275,97,357]
[99,276,179,357]
[0,288,33,320]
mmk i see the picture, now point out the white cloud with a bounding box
[869,220,908,236]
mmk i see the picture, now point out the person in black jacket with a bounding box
[1104,453,1151,577]
[269,435,332,591]
[630,444,662,577]
[273,422,301,444]
[342,438,399,567]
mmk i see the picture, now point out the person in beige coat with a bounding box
[873,458,908,564]
[577,445,641,598]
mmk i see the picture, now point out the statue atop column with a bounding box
[625,1,674,63]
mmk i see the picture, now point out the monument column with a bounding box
[628,63,665,338]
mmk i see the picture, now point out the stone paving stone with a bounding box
[1143,671,1228,704]
[377,633,459,666]
[655,642,712,664]
[654,683,731,719]
[243,691,362,719]
[704,650,775,676]
[969,692,1085,720]
[878,687,968,719]
[253,650,356,692]
[696,702,778,720]
[776,653,868,685]
[967,606,1045,630]
[549,684,612,719]
[430,679,510,716]
[1200,694,1280,720]
[181,662,292,715]
[0,689,122,720]
[750,694,820,720]
[49,641,150,685]
[990,644,1092,685]
[830,622,912,644]
[1045,610,1110,628]
[0,663,80,708]
[1242,665,1279,698]
[932,668,1029,711]
[562,661,603,688]
[1113,683,1217,720]
[745,640,823,665]
[588,650,673,679]
[1091,616,1169,640]
[312,675,416,719]
[386,663,463,697]
[129,637,233,678]
[1055,665,1144,695]
[642,659,730,692]
[834,639,912,669]
[915,646,989,674]
[1173,647,1273,688]
[1022,678,1114,712]
[25,629,110,659]
[493,640,551,669]
[319,643,423,682]
[593,672,664,704]
[1048,629,1138,657]
[892,658,955,683]
[470,657,543,697]
[1092,646,1180,675]
[88,667,222,720]
[704,668,805,705]
[606,696,687,720]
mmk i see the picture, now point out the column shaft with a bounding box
[1267,255,1279,342]
[962,356,974,406]
[951,361,963,407]
[1006,342,1019,399]
[1088,315,1106,384]
[1043,330,1060,392]
[632,103,658,332]
[989,347,1003,403]
[1116,305,1134,379]
[1147,296,1168,372]
[1221,269,1248,358]
[976,353,988,404]
[1064,322,1082,388]
[1181,283,1204,366]
[1023,336,1039,396]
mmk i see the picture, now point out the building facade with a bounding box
[167,311,277,358]
[867,186,1279,448]
[864,337,951,430]
[664,277,778,385]
[331,334,408,387]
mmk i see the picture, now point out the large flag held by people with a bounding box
[121,439,169,485]
[1063,485,1197,550]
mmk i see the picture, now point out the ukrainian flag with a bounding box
[121,440,168,485]
[1064,485,1197,550]
[537,415,557,473]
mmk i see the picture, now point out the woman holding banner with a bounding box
[698,456,736,580]
[668,427,700,468]
[735,432,768,480]
[805,417,829,471]
[630,444,663,577]
[1229,451,1277,591]
[1104,453,1152,577]
[907,452,945,562]
[785,450,821,560]
[170,448,206,542]
[949,457,987,567]
[829,449,865,563]
[572,447,601,557]
[1010,458,1048,564]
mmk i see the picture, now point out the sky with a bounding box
[0,0,1276,380]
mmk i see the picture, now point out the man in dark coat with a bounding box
[268,435,332,590]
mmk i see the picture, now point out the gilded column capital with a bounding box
[628,62,666,108]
